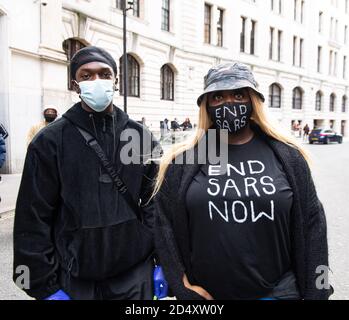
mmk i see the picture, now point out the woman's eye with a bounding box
[235,94,243,100]
[214,95,223,100]
[83,74,90,79]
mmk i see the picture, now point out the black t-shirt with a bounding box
[186,134,294,299]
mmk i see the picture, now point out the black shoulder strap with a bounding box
[75,126,143,222]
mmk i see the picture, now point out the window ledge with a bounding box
[239,51,259,57]
[161,30,175,36]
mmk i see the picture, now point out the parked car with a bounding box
[308,128,343,144]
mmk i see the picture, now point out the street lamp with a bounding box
[122,0,134,114]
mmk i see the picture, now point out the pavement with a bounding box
[0,174,21,218]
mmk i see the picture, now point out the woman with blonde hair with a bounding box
[153,62,332,300]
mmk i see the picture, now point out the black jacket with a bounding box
[155,126,332,300]
[13,103,159,300]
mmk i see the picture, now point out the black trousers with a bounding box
[60,256,154,300]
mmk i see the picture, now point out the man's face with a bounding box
[44,108,58,123]
[72,61,118,94]
[44,109,57,117]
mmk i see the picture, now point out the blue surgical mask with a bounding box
[78,79,115,112]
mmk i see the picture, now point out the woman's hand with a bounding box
[183,274,214,300]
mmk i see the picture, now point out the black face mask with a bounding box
[44,115,57,123]
[207,102,253,134]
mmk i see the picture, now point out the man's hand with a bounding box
[183,274,214,300]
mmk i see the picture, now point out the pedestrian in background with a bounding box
[303,124,310,141]
[160,118,170,140]
[180,118,193,131]
[152,62,332,300]
[142,117,147,127]
[171,118,181,131]
[27,107,58,146]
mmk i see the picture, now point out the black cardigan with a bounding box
[154,127,332,300]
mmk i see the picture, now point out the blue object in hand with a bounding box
[45,290,71,300]
[153,266,168,299]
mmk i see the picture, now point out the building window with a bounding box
[240,16,247,52]
[319,11,323,33]
[63,38,86,91]
[342,96,347,113]
[271,0,282,14]
[119,54,140,97]
[334,52,338,76]
[161,65,174,101]
[317,46,322,72]
[294,0,297,21]
[330,93,336,112]
[161,0,170,31]
[267,27,282,61]
[269,27,274,59]
[292,87,303,109]
[250,20,256,55]
[335,19,338,41]
[293,36,297,66]
[344,56,347,79]
[329,50,333,75]
[269,83,282,108]
[330,17,334,39]
[133,0,140,17]
[315,91,322,111]
[116,0,122,9]
[329,18,339,41]
[299,38,303,67]
[346,0,349,13]
[217,8,224,47]
[277,30,282,61]
[345,25,348,44]
[204,4,212,44]
[301,0,305,23]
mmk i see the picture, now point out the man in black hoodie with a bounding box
[13,46,159,300]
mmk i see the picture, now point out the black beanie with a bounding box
[70,46,118,80]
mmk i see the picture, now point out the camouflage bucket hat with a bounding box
[197,62,265,106]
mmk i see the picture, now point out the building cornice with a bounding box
[10,46,67,64]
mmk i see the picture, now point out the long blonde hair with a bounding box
[152,88,311,197]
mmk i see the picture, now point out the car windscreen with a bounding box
[311,129,322,134]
